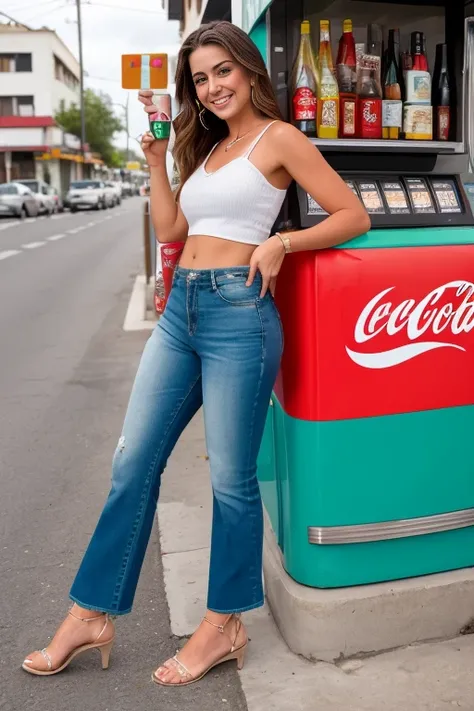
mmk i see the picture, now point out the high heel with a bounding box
[99,639,114,670]
[152,613,248,687]
[22,609,115,676]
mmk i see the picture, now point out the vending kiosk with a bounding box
[238,0,474,588]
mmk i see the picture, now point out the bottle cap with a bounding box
[320,19,330,30]
[301,20,310,34]
[343,19,352,33]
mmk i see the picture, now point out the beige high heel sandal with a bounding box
[152,613,247,687]
[22,609,115,676]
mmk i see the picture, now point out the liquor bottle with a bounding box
[411,31,428,71]
[432,43,451,140]
[357,53,383,139]
[405,31,431,105]
[382,29,403,139]
[367,23,383,58]
[291,20,319,136]
[317,19,339,139]
[336,18,357,138]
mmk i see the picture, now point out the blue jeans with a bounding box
[69,266,283,615]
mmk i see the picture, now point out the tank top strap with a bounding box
[244,121,278,159]
[202,141,220,172]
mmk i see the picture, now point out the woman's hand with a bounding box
[246,235,286,298]
[138,90,168,167]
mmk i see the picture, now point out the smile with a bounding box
[212,95,233,107]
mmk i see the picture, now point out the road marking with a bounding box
[22,241,46,249]
[25,218,37,224]
[0,221,19,231]
[87,221,96,227]
[47,233,66,241]
[51,214,66,220]
[0,249,21,261]
[67,225,87,234]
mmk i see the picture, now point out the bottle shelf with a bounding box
[310,138,464,154]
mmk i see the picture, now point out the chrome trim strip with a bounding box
[310,138,464,154]
[308,508,474,545]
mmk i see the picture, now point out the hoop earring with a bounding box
[251,81,256,105]
[196,99,210,131]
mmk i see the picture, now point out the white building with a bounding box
[0,22,98,192]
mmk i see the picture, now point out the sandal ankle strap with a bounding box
[203,613,242,652]
[68,609,107,623]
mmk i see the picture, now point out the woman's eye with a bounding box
[194,77,206,85]
[218,67,231,76]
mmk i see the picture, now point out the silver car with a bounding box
[17,179,55,216]
[0,182,40,218]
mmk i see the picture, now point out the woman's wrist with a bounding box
[274,232,292,254]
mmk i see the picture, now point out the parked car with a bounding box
[0,182,40,218]
[17,179,55,216]
[105,181,122,206]
[121,181,133,197]
[66,180,107,212]
[49,186,64,213]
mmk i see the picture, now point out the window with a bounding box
[0,184,18,195]
[54,55,79,91]
[0,53,32,72]
[0,96,34,117]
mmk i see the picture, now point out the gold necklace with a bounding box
[224,129,253,152]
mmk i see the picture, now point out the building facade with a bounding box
[0,22,101,192]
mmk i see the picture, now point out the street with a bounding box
[0,198,246,711]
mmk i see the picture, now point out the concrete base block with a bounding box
[263,517,474,662]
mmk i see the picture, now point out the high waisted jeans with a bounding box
[69,266,283,615]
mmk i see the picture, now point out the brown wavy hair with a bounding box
[173,20,283,196]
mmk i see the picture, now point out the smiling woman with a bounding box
[20,19,370,695]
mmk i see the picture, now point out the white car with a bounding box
[105,181,121,207]
[17,179,55,216]
[0,182,40,218]
[67,180,107,212]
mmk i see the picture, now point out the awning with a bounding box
[242,0,272,33]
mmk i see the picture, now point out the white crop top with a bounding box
[179,121,287,246]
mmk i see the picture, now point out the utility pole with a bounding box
[126,93,130,164]
[76,0,86,177]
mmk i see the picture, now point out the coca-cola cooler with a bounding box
[239,0,474,587]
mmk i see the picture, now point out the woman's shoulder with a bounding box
[267,120,307,146]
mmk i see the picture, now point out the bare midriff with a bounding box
[179,235,257,269]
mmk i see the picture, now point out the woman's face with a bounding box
[189,44,252,121]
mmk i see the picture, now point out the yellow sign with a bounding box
[126,161,141,171]
[51,147,61,158]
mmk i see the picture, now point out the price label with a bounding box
[431,180,462,213]
[307,194,327,215]
[405,178,436,214]
[380,181,410,214]
[357,181,385,214]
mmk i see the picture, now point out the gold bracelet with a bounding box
[275,232,292,254]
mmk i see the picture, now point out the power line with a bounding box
[1,0,63,14]
[82,1,166,15]
[24,2,68,24]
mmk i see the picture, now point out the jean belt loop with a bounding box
[210,269,217,291]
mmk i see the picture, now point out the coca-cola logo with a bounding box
[362,101,378,124]
[346,281,474,369]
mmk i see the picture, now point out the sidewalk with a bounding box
[158,411,474,711]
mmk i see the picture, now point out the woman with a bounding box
[22,20,370,686]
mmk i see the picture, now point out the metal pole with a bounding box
[76,0,86,177]
[126,94,130,163]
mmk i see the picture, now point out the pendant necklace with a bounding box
[224,129,253,152]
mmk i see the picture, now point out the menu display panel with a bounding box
[345,180,360,198]
[357,181,385,214]
[307,194,328,215]
[405,178,436,214]
[430,180,462,213]
[380,181,411,214]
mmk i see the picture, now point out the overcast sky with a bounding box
[6,0,181,155]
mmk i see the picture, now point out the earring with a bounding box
[250,80,256,105]
[195,99,210,131]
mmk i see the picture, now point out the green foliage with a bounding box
[55,89,123,166]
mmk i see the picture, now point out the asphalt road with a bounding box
[0,199,247,711]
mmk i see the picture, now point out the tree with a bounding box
[55,89,123,166]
